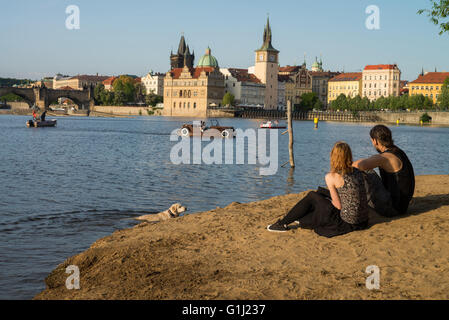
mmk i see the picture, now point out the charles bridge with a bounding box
[0,85,95,110]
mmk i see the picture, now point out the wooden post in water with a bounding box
[287,100,295,168]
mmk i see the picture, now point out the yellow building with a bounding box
[409,72,449,104]
[328,72,362,104]
[163,47,225,117]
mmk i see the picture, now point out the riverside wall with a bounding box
[362,111,449,125]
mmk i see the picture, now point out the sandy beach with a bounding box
[34,175,449,300]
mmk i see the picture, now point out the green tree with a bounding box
[330,94,347,111]
[113,90,127,106]
[437,77,449,110]
[113,75,136,103]
[145,93,163,107]
[298,92,318,111]
[418,0,449,35]
[222,92,235,107]
[313,99,324,111]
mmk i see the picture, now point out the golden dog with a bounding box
[135,203,187,223]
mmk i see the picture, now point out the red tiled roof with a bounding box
[169,67,216,79]
[364,64,397,71]
[409,72,449,84]
[279,65,301,73]
[70,75,110,82]
[58,86,75,90]
[329,72,362,82]
[102,76,117,85]
[227,68,262,84]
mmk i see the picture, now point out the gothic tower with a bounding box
[254,17,279,110]
[170,35,195,69]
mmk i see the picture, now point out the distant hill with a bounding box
[0,78,33,87]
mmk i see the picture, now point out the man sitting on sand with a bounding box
[353,125,415,216]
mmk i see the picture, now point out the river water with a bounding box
[1,115,448,299]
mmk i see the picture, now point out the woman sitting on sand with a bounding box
[267,141,369,238]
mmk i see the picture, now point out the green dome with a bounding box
[197,47,219,68]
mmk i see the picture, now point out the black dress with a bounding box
[298,169,369,238]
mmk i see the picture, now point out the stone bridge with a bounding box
[0,85,95,110]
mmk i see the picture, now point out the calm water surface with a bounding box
[1,115,448,299]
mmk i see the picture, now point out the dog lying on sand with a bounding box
[135,203,187,223]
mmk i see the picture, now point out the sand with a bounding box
[34,175,449,300]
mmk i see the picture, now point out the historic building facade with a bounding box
[163,47,225,117]
[409,72,449,104]
[220,68,265,107]
[328,72,363,104]
[282,65,313,107]
[141,71,165,95]
[362,64,401,101]
[253,18,279,110]
[53,74,110,90]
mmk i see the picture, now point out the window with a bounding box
[193,103,196,108]
[173,102,176,108]
[188,102,190,108]
[179,90,183,97]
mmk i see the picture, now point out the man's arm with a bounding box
[353,154,386,171]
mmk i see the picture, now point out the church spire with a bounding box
[258,16,279,52]
[177,35,187,55]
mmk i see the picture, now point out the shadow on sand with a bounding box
[368,193,449,226]
[286,193,449,232]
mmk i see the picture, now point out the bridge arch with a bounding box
[0,88,34,108]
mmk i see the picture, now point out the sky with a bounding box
[0,0,448,81]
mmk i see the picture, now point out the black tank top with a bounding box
[379,147,415,214]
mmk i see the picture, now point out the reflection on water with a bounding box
[0,115,448,299]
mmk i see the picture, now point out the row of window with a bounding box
[167,90,200,97]
[173,101,197,109]
[411,86,440,90]
[364,75,398,81]
[363,90,397,97]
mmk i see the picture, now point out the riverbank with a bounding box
[34,175,449,300]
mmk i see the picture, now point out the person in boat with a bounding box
[353,125,415,216]
[267,141,369,238]
[32,110,37,121]
[40,110,47,122]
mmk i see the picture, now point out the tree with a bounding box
[437,77,449,110]
[313,99,324,111]
[222,92,235,107]
[298,92,318,111]
[113,90,127,106]
[330,94,347,111]
[113,75,136,103]
[418,0,449,35]
[146,93,163,107]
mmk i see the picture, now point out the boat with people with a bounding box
[26,119,57,128]
[260,120,286,129]
[178,119,235,138]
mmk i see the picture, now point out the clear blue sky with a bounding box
[0,0,448,81]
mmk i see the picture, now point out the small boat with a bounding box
[178,120,235,138]
[26,119,57,128]
[260,120,286,129]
